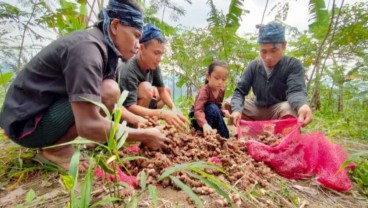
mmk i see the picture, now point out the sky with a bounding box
[161,0,363,36]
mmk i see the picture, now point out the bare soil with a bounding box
[0,174,367,208]
[0,127,367,208]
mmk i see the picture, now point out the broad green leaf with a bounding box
[117,131,128,150]
[308,0,329,38]
[80,157,94,208]
[189,167,235,192]
[111,107,122,139]
[169,176,204,208]
[107,131,117,152]
[191,163,226,174]
[0,72,13,85]
[158,161,211,181]
[106,155,117,164]
[68,149,80,183]
[117,121,128,149]
[148,185,158,208]
[186,171,233,205]
[97,158,114,174]
[121,156,147,162]
[140,171,147,190]
[116,121,127,140]
[225,0,245,29]
[61,174,75,191]
[117,90,129,107]
[71,195,80,208]
[40,138,101,149]
[25,189,36,203]
[81,97,111,119]
[338,151,368,173]
[129,196,138,208]
[79,4,87,16]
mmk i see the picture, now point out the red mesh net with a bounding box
[95,164,137,189]
[239,118,354,191]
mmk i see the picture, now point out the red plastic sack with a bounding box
[239,118,354,191]
[95,164,137,189]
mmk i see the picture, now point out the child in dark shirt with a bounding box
[189,61,230,138]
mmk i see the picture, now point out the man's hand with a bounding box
[297,104,313,126]
[161,110,189,132]
[135,116,158,128]
[136,117,149,128]
[230,111,242,126]
[145,116,158,125]
[171,106,183,115]
[140,128,169,150]
[203,124,216,136]
[221,109,230,118]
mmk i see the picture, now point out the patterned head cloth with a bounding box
[99,0,144,57]
[140,23,164,43]
[257,21,285,44]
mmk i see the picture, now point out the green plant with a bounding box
[15,189,37,208]
[0,71,13,86]
[48,89,239,208]
[353,158,368,196]
[0,134,39,191]
[174,95,194,117]
[340,151,368,196]
[43,90,133,207]
[127,161,246,208]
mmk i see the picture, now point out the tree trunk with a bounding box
[328,80,335,108]
[337,80,344,112]
[311,87,321,110]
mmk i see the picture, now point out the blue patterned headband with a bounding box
[257,21,285,44]
[140,23,164,43]
[101,0,144,56]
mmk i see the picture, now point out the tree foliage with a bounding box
[0,0,54,73]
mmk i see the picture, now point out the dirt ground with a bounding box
[0,172,367,208]
[0,128,368,208]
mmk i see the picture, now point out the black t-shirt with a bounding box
[116,56,164,107]
[0,27,118,139]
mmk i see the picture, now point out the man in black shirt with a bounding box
[230,21,313,126]
[117,23,189,131]
[0,0,168,170]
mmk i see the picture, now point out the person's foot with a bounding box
[37,145,89,171]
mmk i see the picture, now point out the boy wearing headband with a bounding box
[230,21,313,126]
[117,23,189,131]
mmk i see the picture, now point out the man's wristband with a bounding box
[159,109,164,119]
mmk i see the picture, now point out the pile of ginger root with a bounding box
[118,125,284,207]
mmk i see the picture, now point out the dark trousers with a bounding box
[189,103,229,138]
[10,98,75,148]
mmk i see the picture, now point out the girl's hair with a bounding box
[205,61,228,84]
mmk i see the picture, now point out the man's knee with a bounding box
[278,101,297,118]
[101,79,120,111]
[165,86,172,97]
[138,81,154,101]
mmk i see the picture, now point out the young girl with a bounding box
[189,61,230,138]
